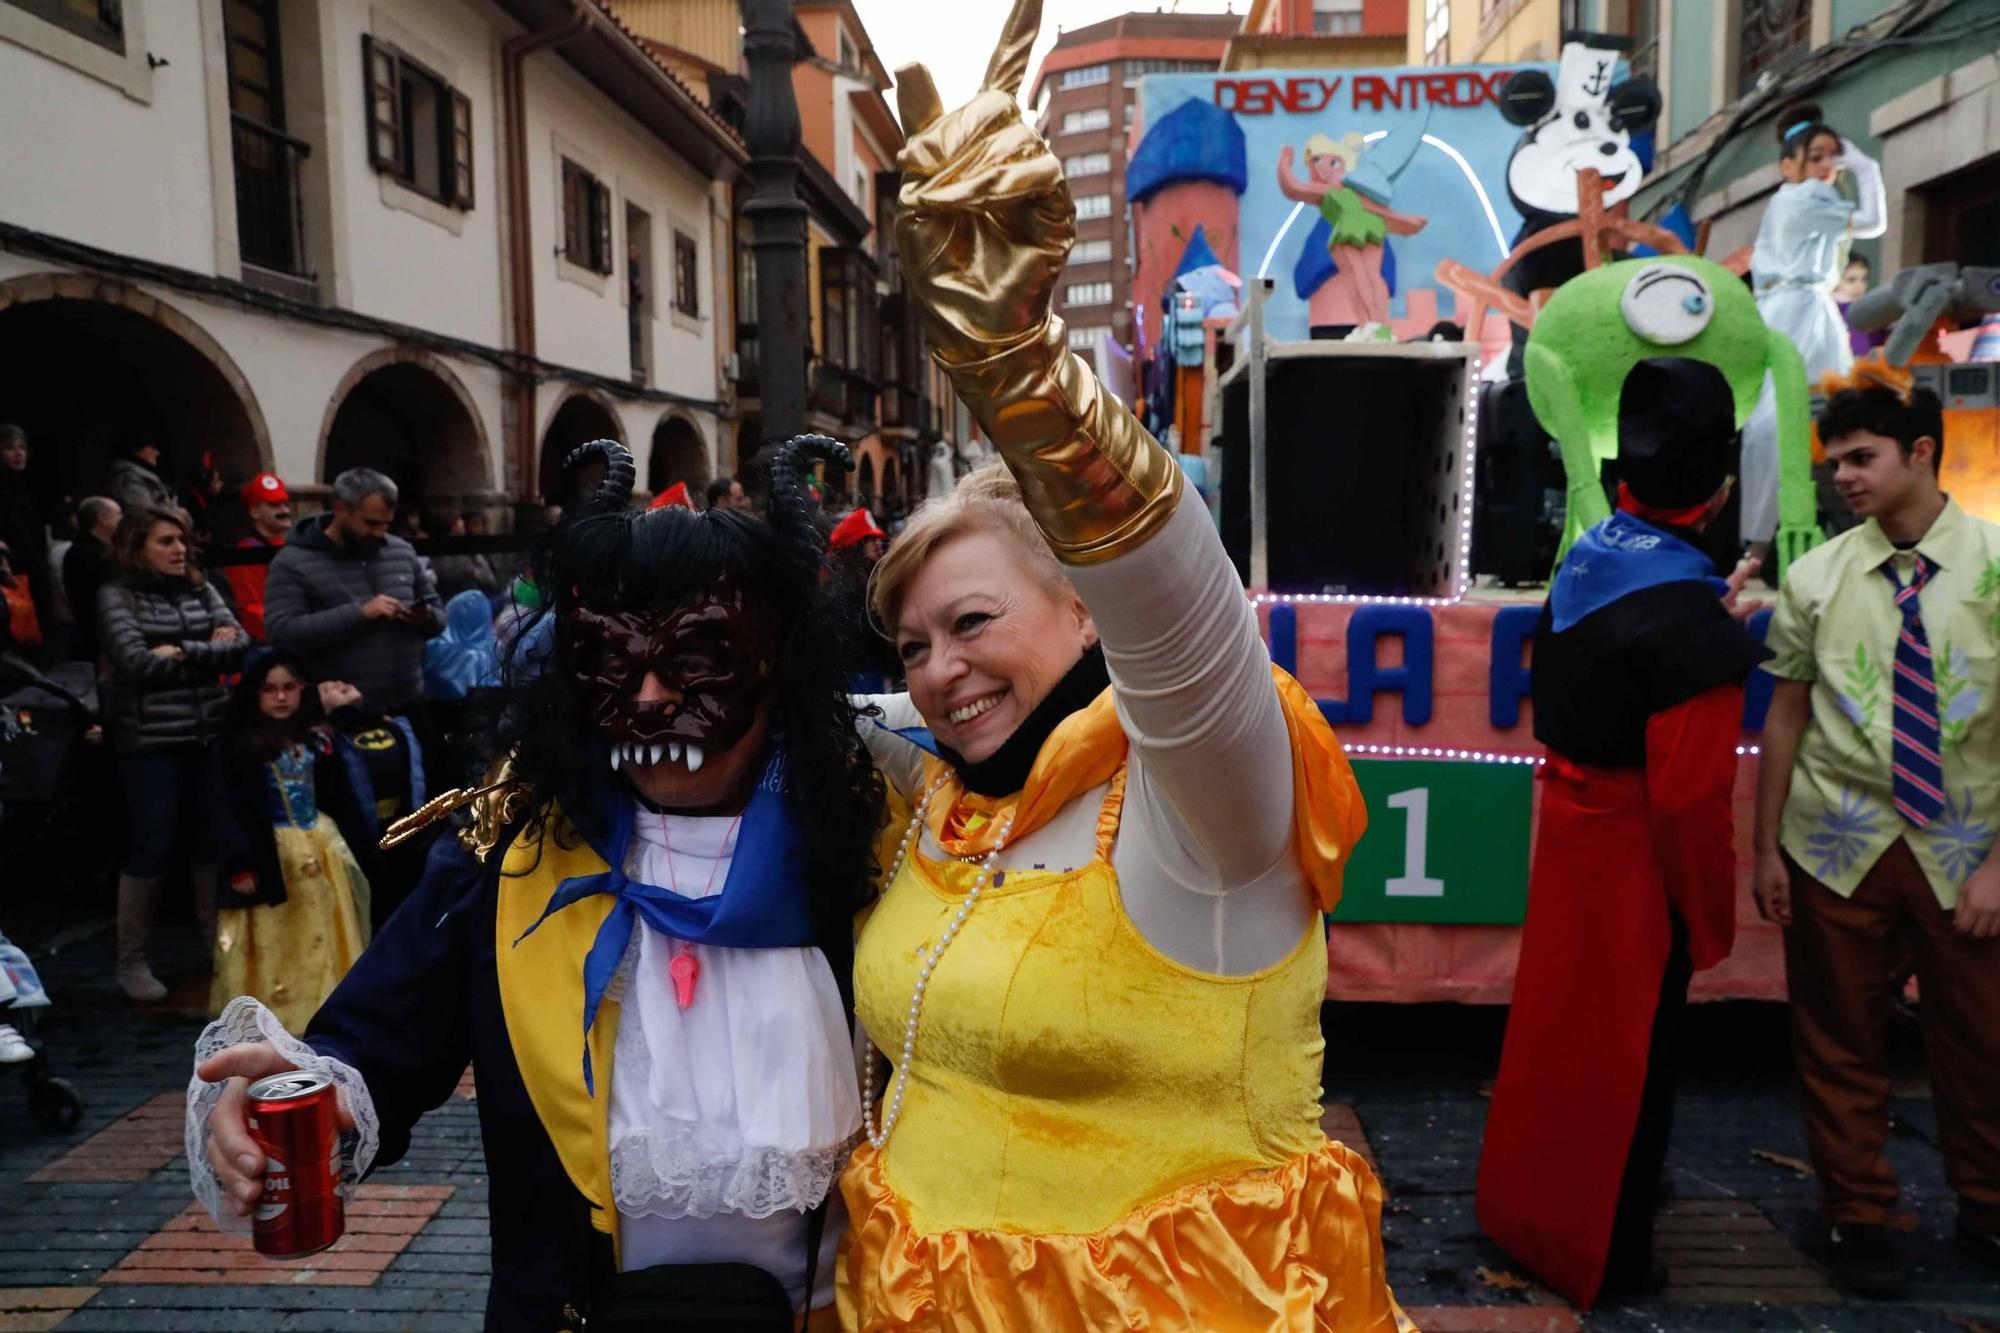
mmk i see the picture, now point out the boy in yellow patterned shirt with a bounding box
[1755,363,2000,1299]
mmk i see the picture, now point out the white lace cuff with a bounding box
[186,996,381,1233]
[609,1127,861,1221]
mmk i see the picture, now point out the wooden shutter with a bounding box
[363,35,404,177]
[591,179,613,274]
[448,88,474,209]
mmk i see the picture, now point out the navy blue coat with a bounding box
[306,834,610,1331]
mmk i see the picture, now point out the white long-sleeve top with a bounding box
[861,493,1316,977]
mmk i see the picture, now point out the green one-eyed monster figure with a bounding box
[1526,254,1822,578]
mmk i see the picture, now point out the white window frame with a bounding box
[1074,194,1112,221]
[1066,281,1112,307]
[1313,0,1365,35]
[1061,108,1111,135]
[1069,238,1113,265]
[1060,63,1110,89]
[1066,324,1111,351]
[0,0,151,101]
[1063,152,1111,179]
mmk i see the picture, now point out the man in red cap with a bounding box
[225,472,292,640]
[827,506,887,564]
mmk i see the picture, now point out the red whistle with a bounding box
[669,949,699,1008]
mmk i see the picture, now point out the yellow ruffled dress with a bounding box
[838,682,1411,1332]
[211,746,371,1033]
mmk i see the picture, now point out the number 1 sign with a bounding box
[1328,759,1534,924]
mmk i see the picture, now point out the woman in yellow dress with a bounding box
[837,4,1410,1327]
[207,650,374,1032]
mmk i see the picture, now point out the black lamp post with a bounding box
[740,0,809,475]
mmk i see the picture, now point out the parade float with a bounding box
[1120,37,1996,1004]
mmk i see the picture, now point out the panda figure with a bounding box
[1498,34,1662,316]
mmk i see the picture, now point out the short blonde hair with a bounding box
[1304,132,1361,169]
[868,460,1071,637]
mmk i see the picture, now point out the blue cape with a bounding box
[1548,511,1724,633]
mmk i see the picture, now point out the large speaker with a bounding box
[1216,343,1477,596]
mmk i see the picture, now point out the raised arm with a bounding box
[892,3,1292,884]
[1841,140,1887,241]
[1276,145,1321,204]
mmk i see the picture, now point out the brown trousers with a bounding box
[1785,838,2000,1229]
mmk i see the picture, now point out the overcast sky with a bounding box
[850,0,1243,119]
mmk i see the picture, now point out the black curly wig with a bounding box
[498,436,885,927]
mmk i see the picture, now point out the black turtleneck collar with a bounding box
[936,643,1110,798]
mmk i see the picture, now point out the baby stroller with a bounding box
[0,648,96,1131]
[0,932,79,1129]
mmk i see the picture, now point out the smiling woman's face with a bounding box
[893,530,1095,765]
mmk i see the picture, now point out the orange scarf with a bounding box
[920,666,1367,912]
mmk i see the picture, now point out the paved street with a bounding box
[3,912,1996,1332]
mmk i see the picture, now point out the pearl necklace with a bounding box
[860,775,1014,1150]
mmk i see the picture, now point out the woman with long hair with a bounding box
[98,505,247,1001]
[1739,101,1886,553]
[206,649,376,1031]
[190,438,883,1331]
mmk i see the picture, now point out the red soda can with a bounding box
[244,1070,345,1258]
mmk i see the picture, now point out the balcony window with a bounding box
[628,203,653,380]
[1070,238,1113,265]
[561,159,614,274]
[1603,0,1660,82]
[818,247,879,377]
[1063,152,1110,179]
[1738,0,1809,93]
[1061,108,1111,135]
[3,0,122,53]
[364,35,473,208]
[1067,281,1112,307]
[1423,0,1450,65]
[224,0,309,276]
[1313,0,1363,36]
[1122,58,1210,86]
[1060,63,1109,89]
[673,228,700,318]
[1074,194,1111,221]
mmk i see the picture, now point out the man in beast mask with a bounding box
[186,437,883,1331]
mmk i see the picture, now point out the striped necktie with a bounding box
[1884,554,1945,827]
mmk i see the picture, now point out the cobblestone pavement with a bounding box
[3,915,1996,1332]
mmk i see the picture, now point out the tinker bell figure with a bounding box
[1277,124,1428,336]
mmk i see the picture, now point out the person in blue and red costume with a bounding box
[185,436,883,1332]
[1478,357,1771,1308]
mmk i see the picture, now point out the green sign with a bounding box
[1328,759,1534,925]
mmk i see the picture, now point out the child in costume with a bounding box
[1739,102,1885,550]
[206,650,377,1033]
[1477,358,1770,1307]
[1755,363,2000,1298]
[835,4,1404,1326]
[188,439,882,1331]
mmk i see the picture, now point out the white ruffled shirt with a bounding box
[608,804,858,1309]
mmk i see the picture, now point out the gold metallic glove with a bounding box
[895,0,1182,565]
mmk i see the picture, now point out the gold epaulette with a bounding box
[381,757,534,862]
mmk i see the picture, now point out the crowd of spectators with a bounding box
[0,425,902,1016]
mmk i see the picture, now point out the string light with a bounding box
[1339,742,1765,763]
[1344,743,1542,765]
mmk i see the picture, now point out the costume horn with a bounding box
[767,434,853,583]
[561,439,636,515]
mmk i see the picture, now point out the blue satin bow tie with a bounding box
[513,748,815,1093]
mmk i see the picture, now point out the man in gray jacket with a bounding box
[265,468,443,715]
